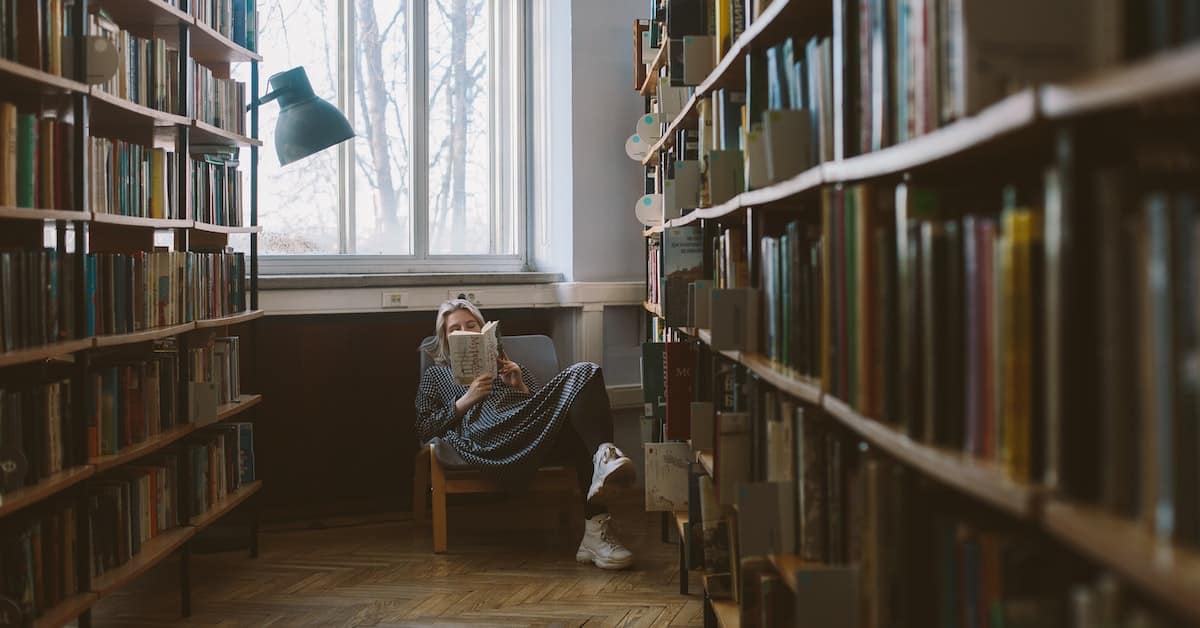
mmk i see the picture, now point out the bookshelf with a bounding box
[0,0,264,624]
[638,0,1200,625]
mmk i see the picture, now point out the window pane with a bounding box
[427,0,495,255]
[237,0,340,255]
[352,0,413,255]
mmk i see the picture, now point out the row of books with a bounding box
[188,0,257,52]
[193,64,246,135]
[91,14,182,115]
[759,220,822,379]
[87,250,247,337]
[185,422,254,519]
[0,0,68,77]
[191,148,244,227]
[87,346,184,459]
[0,380,80,493]
[194,336,242,405]
[0,502,79,622]
[0,104,76,210]
[89,136,182,220]
[0,249,83,352]
[88,455,183,577]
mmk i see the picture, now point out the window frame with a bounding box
[258,0,529,275]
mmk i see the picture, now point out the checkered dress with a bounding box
[415,361,601,488]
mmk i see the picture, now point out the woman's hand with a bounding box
[455,374,494,416]
[498,358,529,394]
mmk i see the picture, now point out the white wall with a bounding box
[569,0,647,282]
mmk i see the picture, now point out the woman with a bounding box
[415,299,637,569]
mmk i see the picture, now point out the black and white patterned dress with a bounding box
[415,361,601,488]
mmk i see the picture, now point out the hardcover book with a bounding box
[448,320,501,386]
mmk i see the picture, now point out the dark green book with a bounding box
[15,114,35,208]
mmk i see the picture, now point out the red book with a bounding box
[664,341,696,440]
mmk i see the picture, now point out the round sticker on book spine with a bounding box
[636,113,663,142]
[0,447,27,493]
[635,194,663,226]
[625,134,649,161]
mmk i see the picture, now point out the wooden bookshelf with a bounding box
[1043,499,1200,624]
[94,322,197,348]
[822,395,1040,519]
[0,207,90,222]
[89,422,201,474]
[195,309,265,329]
[88,88,191,128]
[0,58,89,93]
[188,18,264,64]
[639,40,670,96]
[767,553,809,594]
[1040,40,1200,119]
[189,480,262,530]
[91,526,196,597]
[31,592,99,628]
[92,0,193,30]
[191,222,264,235]
[0,339,94,368]
[691,328,822,405]
[0,467,94,519]
[674,510,688,538]
[90,212,193,230]
[216,394,263,422]
[711,599,740,628]
[697,451,714,478]
[192,120,263,147]
[644,301,662,318]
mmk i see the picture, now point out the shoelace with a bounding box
[601,446,620,464]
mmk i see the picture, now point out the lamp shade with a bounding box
[266,68,355,166]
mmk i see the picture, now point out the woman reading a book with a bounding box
[415,299,637,569]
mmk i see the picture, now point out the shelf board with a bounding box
[767,553,810,594]
[188,480,261,529]
[643,225,663,236]
[0,207,90,222]
[89,422,199,474]
[191,120,262,147]
[194,309,265,329]
[90,212,192,229]
[822,395,1039,518]
[88,88,190,127]
[216,394,263,422]
[711,598,740,628]
[1040,41,1200,119]
[91,526,195,598]
[190,222,263,234]
[93,322,196,348]
[674,510,688,538]
[693,328,821,404]
[0,338,94,368]
[639,41,669,96]
[644,301,662,318]
[189,18,264,64]
[0,466,94,519]
[92,0,192,30]
[1043,499,1200,624]
[31,591,99,628]
[823,89,1038,184]
[0,58,88,93]
[697,450,714,478]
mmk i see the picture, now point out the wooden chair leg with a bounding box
[413,446,430,525]
[430,446,448,553]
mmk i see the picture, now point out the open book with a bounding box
[448,320,501,385]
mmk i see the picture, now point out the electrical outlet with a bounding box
[381,291,408,308]
[448,290,481,305]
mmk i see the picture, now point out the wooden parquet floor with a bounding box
[89,502,704,627]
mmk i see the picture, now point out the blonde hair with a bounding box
[421,299,485,365]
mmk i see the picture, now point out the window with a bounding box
[241,0,526,272]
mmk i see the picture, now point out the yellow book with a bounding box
[149,149,166,219]
[821,186,834,393]
[715,0,732,62]
[1001,205,1041,482]
[0,103,16,206]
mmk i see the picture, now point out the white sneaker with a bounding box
[575,513,634,570]
[587,443,636,504]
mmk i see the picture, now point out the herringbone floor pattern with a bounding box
[89,502,703,627]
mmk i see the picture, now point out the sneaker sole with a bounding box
[587,458,637,504]
[575,547,634,570]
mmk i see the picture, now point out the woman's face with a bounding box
[445,309,482,335]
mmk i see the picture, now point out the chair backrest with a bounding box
[418,334,559,385]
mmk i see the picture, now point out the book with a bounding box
[644,441,691,512]
[448,320,501,386]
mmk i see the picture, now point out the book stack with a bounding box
[192,63,247,135]
[90,13,182,114]
[190,0,258,51]
[184,422,254,519]
[189,336,242,406]
[190,147,244,227]
[87,455,183,577]
[0,103,77,210]
[0,250,83,352]
[0,502,80,621]
[758,220,822,378]
[89,136,180,220]
[0,380,80,492]
[712,225,750,288]
[86,250,247,336]
[0,0,69,76]
[86,345,184,458]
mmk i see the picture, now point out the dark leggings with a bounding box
[547,369,615,518]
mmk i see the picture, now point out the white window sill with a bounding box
[258,271,563,291]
